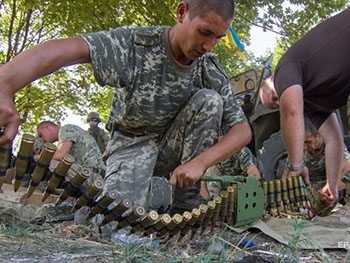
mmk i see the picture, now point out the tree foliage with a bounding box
[0,0,348,134]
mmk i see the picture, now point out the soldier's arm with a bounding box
[52,141,73,161]
[279,85,305,170]
[0,36,91,144]
[170,122,251,187]
[318,112,344,203]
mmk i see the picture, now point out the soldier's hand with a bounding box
[0,90,21,145]
[319,183,338,205]
[169,160,205,188]
[282,166,310,185]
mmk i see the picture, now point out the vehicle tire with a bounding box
[256,131,287,181]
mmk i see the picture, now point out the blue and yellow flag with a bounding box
[223,26,247,61]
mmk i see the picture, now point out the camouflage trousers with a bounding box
[102,89,223,210]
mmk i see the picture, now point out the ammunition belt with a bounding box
[260,176,337,219]
[92,167,106,178]
[0,134,342,242]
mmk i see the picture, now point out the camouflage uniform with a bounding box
[205,146,258,197]
[87,126,109,154]
[82,26,246,211]
[58,124,105,184]
[305,143,350,189]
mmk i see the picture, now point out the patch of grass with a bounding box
[0,218,348,263]
[278,218,347,263]
[0,221,33,238]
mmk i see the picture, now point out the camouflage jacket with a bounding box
[87,126,109,154]
[304,143,350,182]
[82,26,246,137]
[217,146,257,176]
[59,124,103,169]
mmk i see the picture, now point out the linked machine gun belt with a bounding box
[0,133,337,242]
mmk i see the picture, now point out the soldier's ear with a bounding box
[176,2,188,23]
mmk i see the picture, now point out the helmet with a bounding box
[87,112,101,122]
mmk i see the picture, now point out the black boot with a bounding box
[169,182,206,215]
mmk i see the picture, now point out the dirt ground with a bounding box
[0,216,348,263]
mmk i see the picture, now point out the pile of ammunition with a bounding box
[261,177,312,218]
[260,176,336,219]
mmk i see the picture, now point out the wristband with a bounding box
[286,162,305,172]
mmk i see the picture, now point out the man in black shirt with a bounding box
[260,8,350,205]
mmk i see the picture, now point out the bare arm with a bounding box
[169,121,251,187]
[318,113,343,203]
[0,36,90,144]
[279,85,309,181]
[52,141,73,161]
[279,85,305,166]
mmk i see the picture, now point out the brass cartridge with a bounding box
[14,134,35,192]
[87,190,118,219]
[287,177,296,211]
[158,213,183,237]
[55,168,91,206]
[268,180,277,217]
[274,179,282,214]
[226,186,235,226]
[200,201,216,235]
[211,195,222,225]
[42,154,75,201]
[261,180,268,209]
[71,179,103,212]
[27,143,57,197]
[292,176,302,208]
[144,213,172,236]
[281,178,290,212]
[128,210,159,234]
[0,128,12,190]
[190,204,208,239]
[100,199,132,226]
[298,176,311,210]
[178,208,200,241]
[168,211,192,240]
[114,206,146,232]
[219,190,229,223]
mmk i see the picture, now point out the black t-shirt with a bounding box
[274,8,350,128]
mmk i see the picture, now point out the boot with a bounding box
[169,182,206,215]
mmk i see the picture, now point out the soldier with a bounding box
[36,121,105,183]
[302,118,349,194]
[0,0,251,237]
[36,121,105,224]
[259,8,350,205]
[201,146,261,199]
[86,112,109,154]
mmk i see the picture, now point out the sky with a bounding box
[61,110,88,129]
[61,27,279,129]
[247,26,279,57]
